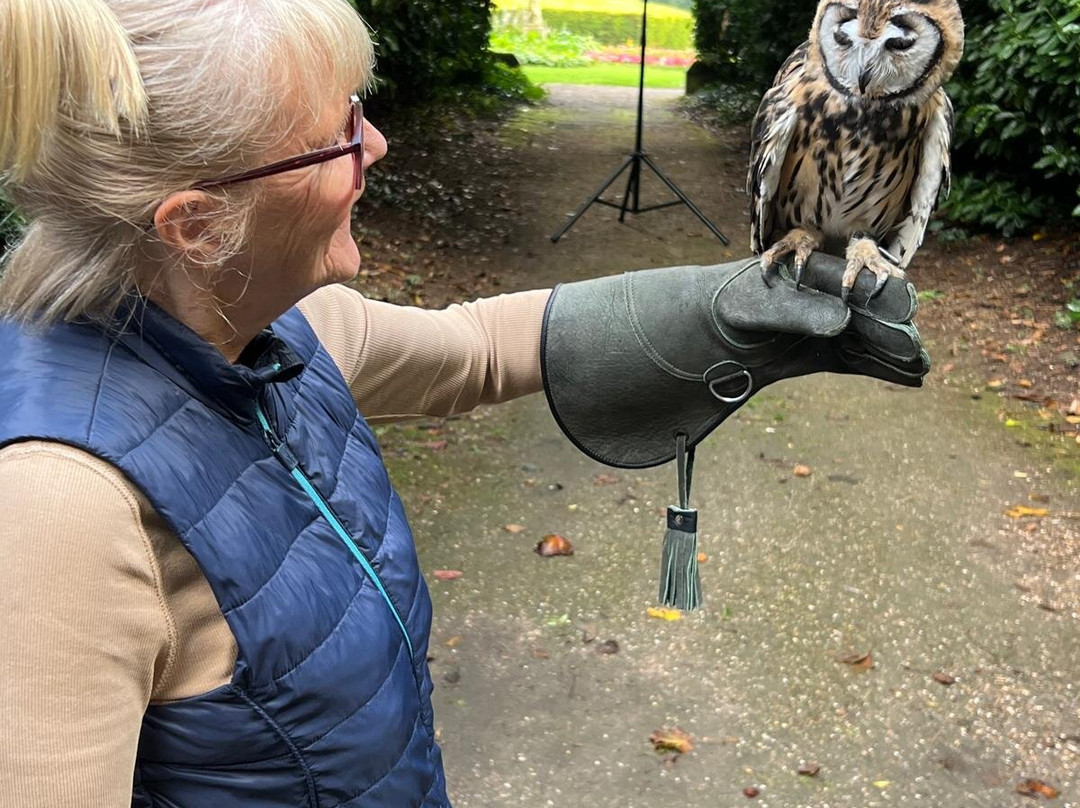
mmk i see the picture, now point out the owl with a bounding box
[748,0,964,299]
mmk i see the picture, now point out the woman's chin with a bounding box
[324,222,362,284]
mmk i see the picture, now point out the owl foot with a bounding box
[760,228,823,289]
[841,238,905,304]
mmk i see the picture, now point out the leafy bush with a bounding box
[942,0,1080,234]
[489,27,600,67]
[678,81,762,126]
[350,0,494,104]
[0,192,24,256]
[691,0,808,90]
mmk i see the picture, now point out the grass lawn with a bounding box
[523,63,686,89]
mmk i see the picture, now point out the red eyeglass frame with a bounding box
[193,94,365,191]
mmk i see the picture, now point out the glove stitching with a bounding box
[623,271,702,383]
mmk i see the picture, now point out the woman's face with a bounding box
[235,95,387,308]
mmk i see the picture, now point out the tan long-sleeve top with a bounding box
[0,283,550,807]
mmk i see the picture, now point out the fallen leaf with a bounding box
[1067,398,1080,416]
[697,552,708,563]
[535,533,574,557]
[647,606,683,621]
[444,635,463,648]
[531,648,550,659]
[835,651,874,671]
[597,639,620,655]
[793,463,813,477]
[1005,505,1048,519]
[649,728,693,754]
[1014,471,1029,478]
[1066,415,1080,425]
[873,780,891,789]
[422,440,448,451]
[432,569,463,581]
[933,672,957,686]
[1019,379,1033,389]
[987,378,1006,389]
[593,473,620,486]
[797,762,821,777]
[1015,779,1060,799]
[503,523,526,534]
[743,786,760,798]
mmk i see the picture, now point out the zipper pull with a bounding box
[256,404,299,471]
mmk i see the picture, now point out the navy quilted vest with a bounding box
[0,301,450,808]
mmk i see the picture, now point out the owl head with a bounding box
[809,0,964,104]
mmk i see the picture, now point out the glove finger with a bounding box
[715,259,851,339]
[781,253,918,323]
[838,342,931,387]
[847,313,924,363]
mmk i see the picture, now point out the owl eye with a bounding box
[885,36,915,51]
[834,29,853,47]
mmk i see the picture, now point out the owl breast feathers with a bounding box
[748,0,964,277]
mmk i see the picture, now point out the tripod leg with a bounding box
[641,154,731,245]
[551,155,636,243]
[619,155,642,223]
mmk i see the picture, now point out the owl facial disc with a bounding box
[819,2,946,103]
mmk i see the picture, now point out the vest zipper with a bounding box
[254,402,415,660]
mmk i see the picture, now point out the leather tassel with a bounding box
[658,435,702,611]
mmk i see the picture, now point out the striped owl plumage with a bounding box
[748,0,964,297]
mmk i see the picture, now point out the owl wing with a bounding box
[887,90,954,268]
[747,43,807,254]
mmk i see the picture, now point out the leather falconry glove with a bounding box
[541,252,929,611]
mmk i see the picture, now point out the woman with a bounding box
[0,1,927,805]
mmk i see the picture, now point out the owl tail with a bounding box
[658,434,702,612]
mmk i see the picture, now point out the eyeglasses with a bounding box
[194,94,365,191]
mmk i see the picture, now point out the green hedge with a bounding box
[692,0,807,89]
[545,10,692,49]
[941,0,1080,234]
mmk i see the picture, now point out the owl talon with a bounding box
[872,272,889,297]
[759,258,778,288]
[794,258,807,290]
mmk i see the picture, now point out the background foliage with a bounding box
[350,0,495,104]
[942,0,1080,234]
[691,0,807,90]
[493,0,693,49]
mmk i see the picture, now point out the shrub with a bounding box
[942,0,1080,234]
[0,192,24,256]
[350,0,494,104]
[692,0,808,90]
[489,27,600,67]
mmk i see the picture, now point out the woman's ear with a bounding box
[152,190,221,261]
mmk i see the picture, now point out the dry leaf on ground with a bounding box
[743,786,760,798]
[1015,779,1060,799]
[649,728,693,754]
[1005,505,1049,519]
[793,463,813,477]
[593,473,620,486]
[432,570,462,581]
[797,763,821,777]
[933,672,957,686]
[444,636,463,648]
[835,651,875,671]
[697,552,708,563]
[503,523,526,534]
[647,606,683,621]
[535,533,574,556]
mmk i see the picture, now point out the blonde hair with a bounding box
[0,0,375,326]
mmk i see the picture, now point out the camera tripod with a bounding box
[550,0,729,244]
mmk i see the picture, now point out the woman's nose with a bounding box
[363,121,387,170]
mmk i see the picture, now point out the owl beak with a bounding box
[858,68,872,94]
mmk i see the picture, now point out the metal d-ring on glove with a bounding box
[540,251,930,610]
